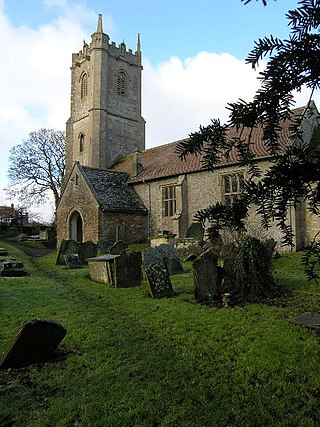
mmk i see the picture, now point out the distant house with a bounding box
[0,204,28,227]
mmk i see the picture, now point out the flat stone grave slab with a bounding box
[145,262,174,298]
[0,320,67,369]
[290,312,320,332]
[88,254,119,285]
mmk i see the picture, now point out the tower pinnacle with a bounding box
[97,14,103,33]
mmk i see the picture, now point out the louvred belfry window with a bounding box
[81,73,87,98]
[117,71,127,97]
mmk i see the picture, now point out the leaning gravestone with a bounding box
[193,251,218,301]
[78,241,98,264]
[114,249,143,288]
[56,239,79,265]
[110,240,128,255]
[145,262,174,298]
[0,320,67,369]
[64,253,83,269]
[143,244,183,276]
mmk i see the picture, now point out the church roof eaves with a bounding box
[112,104,319,183]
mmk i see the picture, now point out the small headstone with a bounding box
[193,252,218,301]
[78,241,98,264]
[0,248,8,256]
[110,240,128,255]
[114,249,143,288]
[145,262,174,298]
[64,253,83,269]
[116,224,127,242]
[185,223,204,240]
[0,320,67,369]
[56,239,79,265]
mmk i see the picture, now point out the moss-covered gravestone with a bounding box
[0,320,66,369]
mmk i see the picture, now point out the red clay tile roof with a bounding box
[0,205,16,218]
[112,105,313,183]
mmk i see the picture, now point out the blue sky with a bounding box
[0,0,314,221]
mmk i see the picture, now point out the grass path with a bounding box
[0,244,320,426]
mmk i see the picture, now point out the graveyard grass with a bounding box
[0,244,320,426]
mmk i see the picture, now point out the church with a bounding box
[56,15,320,251]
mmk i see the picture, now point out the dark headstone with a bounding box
[64,253,83,269]
[193,252,218,301]
[56,239,79,265]
[114,249,143,288]
[0,260,27,277]
[0,248,8,256]
[186,223,204,240]
[116,224,127,242]
[78,241,98,264]
[110,240,128,255]
[0,320,67,369]
[143,244,183,275]
[145,262,174,298]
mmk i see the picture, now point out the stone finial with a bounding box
[97,14,103,33]
[137,33,141,53]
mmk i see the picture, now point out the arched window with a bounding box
[117,71,127,97]
[79,133,85,152]
[81,73,87,98]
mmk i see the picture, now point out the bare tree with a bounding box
[6,128,65,211]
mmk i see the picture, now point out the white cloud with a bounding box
[143,52,264,147]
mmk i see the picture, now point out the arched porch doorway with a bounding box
[69,211,83,243]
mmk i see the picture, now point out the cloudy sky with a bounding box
[0,0,317,222]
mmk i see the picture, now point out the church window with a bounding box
[162,186,176,217]
[81,73,88,98]
[79,133,85,152]
[117,71,127,97]
[222,173,244,206]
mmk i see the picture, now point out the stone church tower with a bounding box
[65,14,145,176]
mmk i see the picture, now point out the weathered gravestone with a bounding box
[64,253,83,269]
[0,320,67,369]
[114,249,143,288]
[110,240,128,255]
[116,224,127,242]
[145,262,174,298]
[56,239,79,265]
[143,244,183,276]
[185,223,204,241]
[193,251,218,301]
[78,241,98,264]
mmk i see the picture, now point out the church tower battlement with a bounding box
[65,14,145,176]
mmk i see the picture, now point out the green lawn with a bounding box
[0,244,319,426]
